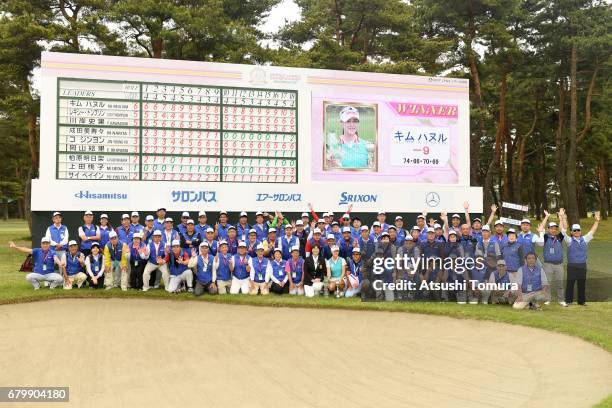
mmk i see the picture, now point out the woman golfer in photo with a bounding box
[326,106,370,169]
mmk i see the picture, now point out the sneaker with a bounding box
[34,287,40,291]
[121,288,128,292]
[187,287,194,293]
[544,301,550,305]
[457,301,467,305]
[142,288,149,292]
[559,301,568,307]
[105,286,113,290]
[44,281,50,287]
[153,285,160,289]
[469,300,478,305]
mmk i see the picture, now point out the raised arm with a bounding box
[486,204,497,226]
[8,242,32,254]
[588,213,600,237]
[463,201,471,227]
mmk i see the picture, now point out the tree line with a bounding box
[0,0,609,228]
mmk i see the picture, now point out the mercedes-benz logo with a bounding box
[426,192,440,208]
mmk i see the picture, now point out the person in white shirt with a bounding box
[45,211,69,257]
[248,244,272,295]
[229,242,251,294]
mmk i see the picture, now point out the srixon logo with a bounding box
[338,192,377,205]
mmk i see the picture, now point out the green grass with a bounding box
[1,218,611,406]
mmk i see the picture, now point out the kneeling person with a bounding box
[165,240,193,293]
[61,240,87,289]
[249,244,271,295]
[190,241,217,296]
[9,238,63,290]
[512,253,550,310]
[286,246,305,295]
[104,231,129,290]
[230,241,251,294]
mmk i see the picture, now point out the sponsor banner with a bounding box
[501,202,529,212]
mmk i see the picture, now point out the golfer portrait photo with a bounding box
[323,103,377,171]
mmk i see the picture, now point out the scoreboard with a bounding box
[33,52,483,214]
[57,79,298,183]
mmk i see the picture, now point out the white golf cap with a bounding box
[378,211,386,215]
[199,241,209,247]
[181,211,189,217]
[131,211,139,217]
[219,211,228,215]
[240,211,247,217]
[153,230,162,236]
[290,245,299,252]
[218,240,228,246]
[108,231,118,238]
[268,228,277,233]
[249,228,257,234]
[448,230,457,235]
[416,215,425,220]
[326,233,335,240]
[388,225,396,230]
[330,245,340,252]
[255,211,263,216]
[198,211,207,217]
[238,241,247,248]
[206,227,214,233]
[317,218,325,223]
[352,247,361,254]
[100,213,108,219]
[52,211,62,217]
[521,218,531,224]
[284,224,292,229]
[507,228,517,235]
[395,216,403,221]
[342,213,350,219]
[296,220,304,226]
[451,213,460,219]
[256,244,264,250]
[434,223,442,229]
[165,217,173,222]
[146,215,154,221]
[342,226,351,233]
[411,225,421,231]
[322,212,329,217]
[68,240,77,246]
[133,232,142,239]
[273,247,283,253]
[121,213,129,219]
[313,228,322,234]
[548,222,558,228]
[494,220,504,226]
[328,211,334,216]
[339,106,359,122]
[380,232,389,238]
[84,210,93,216]
[426,227,435,233]
[41,237,51,243]
[171,240,181,246]
[301,212,309,218]
[360,226,369,231]
[186,219,195,224]
[482,225,491,231]
[373,221,381,227]
[571,224,581,231]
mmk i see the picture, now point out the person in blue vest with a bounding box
[491,220,508,248]
[338,226,356,258]
[443,231,464,303]
[78,210,100,257]
[415,214,427,241]
[202,227,218,256]
[177,212,190,235]
[563,211,599,306]
[84,242,105,289]
[269,248,289,294]
[116,214,134,245]
[253,211,268,241]
[153,208,167,231]
[517,218,543,258]
[128,232,149,290]
[103,230,129,291]
[179,219,202,254]
[387,225,404,248]
[215,211,232,240]
[376,211,390,231]
[279,224,298,260]
[59,240,87,289]
[536,210,568,306]
[130,211,144,235]
[245,229,260,258]
[45,211,68,255]
[476,225,501,280]
[433,224,446,243]
[301,212,311,236]
[358,226,375,259]
[470,218,484,243]
[393,216,407,243]
[248,244,271,295]
[294,220,308,259]
[165,240,193,293]
[512,252,550,310]
[370,222,382,242]
[264,228,278,258]
[189,241,218,296]
[344,247,363,298]
[212,240,232,294]
[235,211,250,242]
[98,213,113,248]
[449,213,462,234]
[350,217,362,240]
[305,227,325,257]
[195,211,211,237]
[330,222,342,242]
[286,246,305,295]
[229,241,251,294]
[226,225,239,255]
[483,260,515,304]
[501,229,524,278]
[161,218,179,249]
[142,230,170,292]
[142,215,155,245]
[322,234,336,260]
[10,237,63,289]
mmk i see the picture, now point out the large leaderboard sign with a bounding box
[33,52,482,213]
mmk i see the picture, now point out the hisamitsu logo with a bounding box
[338,192,377,205]
[74,190,128,200]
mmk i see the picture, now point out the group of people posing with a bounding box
[9,202,600,309]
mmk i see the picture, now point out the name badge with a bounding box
[550,248,554,254]
[292,272,296,279]
[134,261,139,266]
[527,284,533,292]
[43,265,47,271]
[94,266,99,272]
[258,273,263,281]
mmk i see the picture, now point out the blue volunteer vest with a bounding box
[279,235,298,260]
[232,254,250,280]
[287,257,304,284]
[205,240,218,256]
[168,251,189,276]
[33,248,56,274]
[148,242,166,265]
[459,236,477,259]
[196,254,214,284]
[117,226,133,244]
[521,265,543,293]
[88,254,103,276]
[252,257,269,283]
[502,242,522,271]
[543,234,564,264]
[217,224,231,240]
[106,242,123,262]
[567,237,588,264]
[216,253,232,281]
[246,240,259,258]
[80,224,98,250]
[129,243,146,265]
[253,224,267,241]
[348,259,363,282]
[195,223,212,237]
[65,251,83,275]
[48,224,68,250]
[493,270,510,285]
[99,226,111,247]
[236,223,251,242]
[271,259,287,282]
[518,233,536,255]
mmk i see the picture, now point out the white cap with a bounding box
[100,213,108,219]
[206,227,214,233]
[352,247,361,254]
[328,211,334,216]
[41,237,51,243]
[451,213,460,219]
[494,220,504,226]
[322,212,329,217]
[548,222,558,228]
[181,211,190,217]
[131,211,139,217]
[164,217,173,223]
[571,224,581,231]
[84,210,93,216]
[273,247,283,253]
[412,225,421,231]
[68,240,78,246]
[373,221,381,227]
[395,216,403,221]
[52,211,62,217]
[108,231,118,238]
[507,228,517,235]
[342,213,350,219]
[426,227,435,233]
[146,215,154,221]
[339,106,359,122]
[448,230,457,235]
[171,240,181,246]
[301,212,309,218]
[380,232,390,238]
[153,230,162,236]
[360,226,369,231]
[388,225,396,230]
[249,229,257,234]
[198,211,207,217]
[284,224,292,229]
[313,228,322,234]
[290,245,299,252]
[296,220,304,226]
[240,211,247,217]
[219,211,228,215]
[121,213,130,219]
[416,215,425,220]
[268,228,277,233]
[133,232,142,239]
[342,226,351,233]
[256,243,264,251]
[330,245,340,252]
[238,241,247,248]
[482,225,491,231]
[186,219,195,224]
[521,218,531,224]
[218,240,228,246]
[256,211,264,216]
[199,241,209,247]
[434,223,442,229]
[377,211,386,215]
[326,233,335,240]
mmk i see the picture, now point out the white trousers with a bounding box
[304,281,324,297]
[142,262,169,290]
[26,273,63,289]
[230,277,250,294]
[166,270,193,292]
